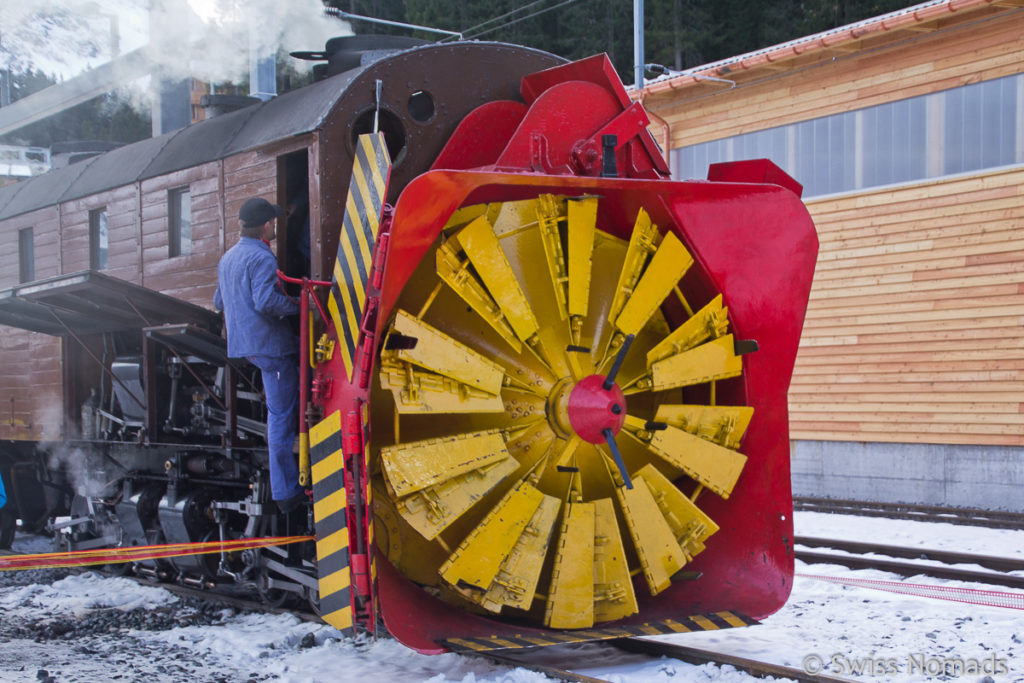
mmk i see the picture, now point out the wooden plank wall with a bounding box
[61,186,138,280]
[0,149,282,442]
[642,10,1024,448]
[140,162,223,306]
[0,206,62,442]
[793,166,1024,447]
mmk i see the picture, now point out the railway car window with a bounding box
[89,208,108,270]
[168,187,192,257]
[18,227,34,283]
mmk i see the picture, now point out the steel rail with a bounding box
[795,545,1024,590]
[152,580,323,624]
[796,536,1024,574]
[609,638,856,682]
[462,637,857,682]
[793,497,1024,530]
[459,649,612,683]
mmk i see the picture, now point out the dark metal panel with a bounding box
[63,134,178,199]
[144,324,228,365]
[138,106,261,180]
[143,70,361,181]
[0,177,30,217]
[224,70,360,155]
[0,160,97,221]
[0,270,220,336]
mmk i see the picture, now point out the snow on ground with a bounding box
[2,512,1022,682]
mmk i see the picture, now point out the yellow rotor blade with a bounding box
[387,309,505,395]
[635,465,719,562]
[608,208,659,325]
[378,358,505,414]
[567,197,598,319]
[616,477,686,595]
[614,231,693,337]
[593,497,638,622]
[646,294,729,368]
[545,500,595,628]
[439,481,545,591]
[647,424,747,499]
[654,404,754,449]
[475,494,561,613]
[456,214,541,343]
[650,335,743,391]
[443,203,500,232]
[436,238,522,353]
[380,429,512,499]
[535,194,570,321]
[393,456,519,541]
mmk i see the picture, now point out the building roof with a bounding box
[0,67,357,221]
[635,0,1014,98]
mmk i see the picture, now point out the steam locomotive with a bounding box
[0,38,817,653]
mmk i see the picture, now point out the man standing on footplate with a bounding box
[214,197,306,513]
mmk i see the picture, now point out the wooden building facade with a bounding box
[637,0,1024,508]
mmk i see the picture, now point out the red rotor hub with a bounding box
[567,374,626,444]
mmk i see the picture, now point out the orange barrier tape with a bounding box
[0,535,314,572]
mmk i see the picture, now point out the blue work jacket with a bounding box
[214,237,299,359]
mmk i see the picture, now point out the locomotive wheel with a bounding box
[372,194,754,629]
[256,565,292,608]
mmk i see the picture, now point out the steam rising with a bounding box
[1,0,349,86]
[33,398,110,497]
[46,445,110,498]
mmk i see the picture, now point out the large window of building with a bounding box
[168,186,192,257]
[673,72,1024,198]
[18,227,34,283]
[89,208,108,270]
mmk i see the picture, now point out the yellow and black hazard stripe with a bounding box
[441,611,759,652]
[310,411,353,635]
[327,132,391,382]
[357,406,379,631]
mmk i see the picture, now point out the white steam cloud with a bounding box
[46,445,111,498]
[32,397,109,497]
[1,0,349,87]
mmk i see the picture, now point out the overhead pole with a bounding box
[634,0,644,88]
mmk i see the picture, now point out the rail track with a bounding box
[149,578,324,623]
[794,497,1024,530]
[468,637,856,682]
[795,536,1024,589]
[1,542,323,623]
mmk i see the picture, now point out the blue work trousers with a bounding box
[248,354,304,501]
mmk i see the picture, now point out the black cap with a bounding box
[239,197,282,228]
